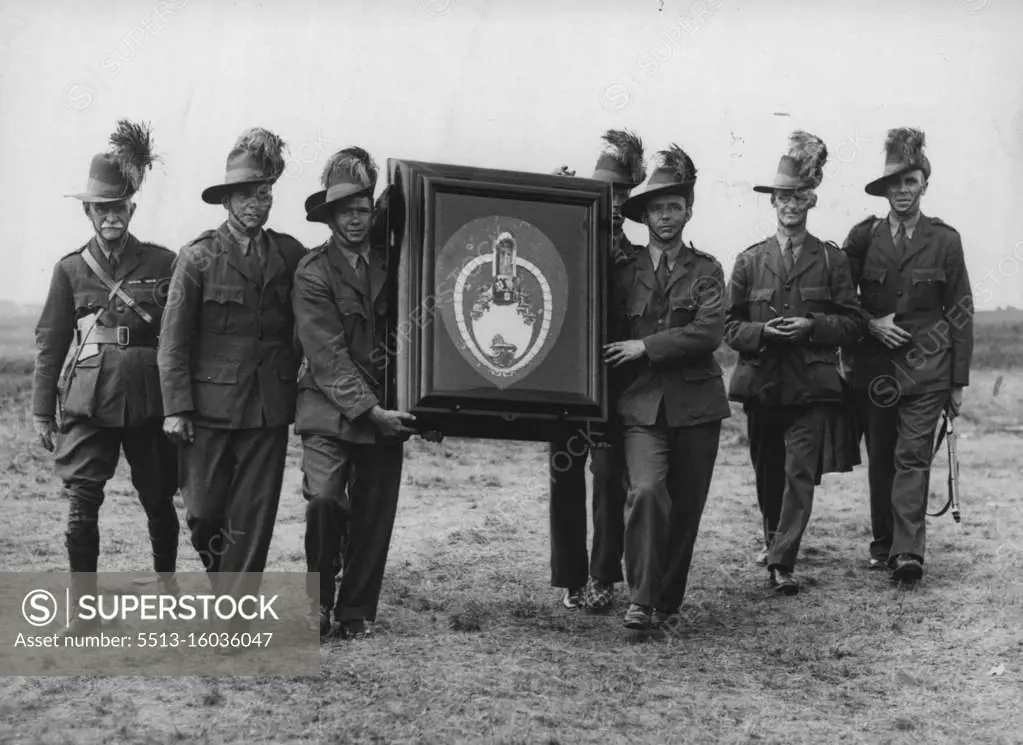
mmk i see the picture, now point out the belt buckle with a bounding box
[116,326,130,347]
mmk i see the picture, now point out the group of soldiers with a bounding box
[549,125,971,630]
[31,117,971,639]
[33,123,427,639]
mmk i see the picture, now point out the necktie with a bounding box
[355,253,369,289]
[782,238,794,275]
[655,252,669,290]
[894,223,907,260]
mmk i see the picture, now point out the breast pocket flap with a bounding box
[910,267,946,284]
[204,284,245,304]
[798,286,832,302]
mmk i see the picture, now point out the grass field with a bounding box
[0,314,1021,744]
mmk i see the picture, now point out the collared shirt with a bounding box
[776,228,807,263]
[95,237,125,265]
[337,243,371,271]
[225,220,265,258]
[647,242,683,273]
[888,210,921,241]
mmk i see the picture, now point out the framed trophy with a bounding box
[380,158,612,441]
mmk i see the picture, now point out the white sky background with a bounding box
[0,0,1020,308]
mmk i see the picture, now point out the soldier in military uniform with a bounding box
[548,129,645,612]
[32,120,179,635]
[604,144,731,631]
[292,147,433,639]
[841,128,973,582]
[724,132,865,595]
[158,128,306,602]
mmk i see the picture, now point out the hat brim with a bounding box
[201,177,276,205]
[752,184,803,194]
[304,185,374,224]
[865,164,922,197]
[621,182,693,223]
[65,192,134,203]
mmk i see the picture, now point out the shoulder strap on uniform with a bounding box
[81,248,155,325]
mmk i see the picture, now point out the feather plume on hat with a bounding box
[884,127,927,170]
[234,127,288,182]
[653,143,697,185]
[600,129,647,185]
[864,126,930,196]
[108,119,159,194]
[786,130,828,189]
[321,146,378,191]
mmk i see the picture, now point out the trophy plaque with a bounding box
[381,158,612,441]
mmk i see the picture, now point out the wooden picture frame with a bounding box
[380,158,612,441]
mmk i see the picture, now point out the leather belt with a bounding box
[88,325,158,347]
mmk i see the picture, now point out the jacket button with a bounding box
[896,290,904,297]
[783,303,790,309]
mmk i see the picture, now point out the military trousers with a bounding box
[548,433,627,589]
[745,404,831,572]
[622,412,721,612]
[301,434,403,623]
[54,418,179,575]
[179,425,288,597]
[857,389,946,564]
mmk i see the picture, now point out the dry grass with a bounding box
[0,316,1021,743]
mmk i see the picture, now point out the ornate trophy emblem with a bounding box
[435,217,568,389]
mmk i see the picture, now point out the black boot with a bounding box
[61,564,101,638]
[63,501,102,638]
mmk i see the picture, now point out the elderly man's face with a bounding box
[226,183,274,230]
[885,169,927,217]
[328,194,373,248]
[84,199,135,242]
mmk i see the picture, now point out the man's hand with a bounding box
[163,414,195,445]
[551,165,576,177]
[769,316,813,343]
[762,316,793,342]
[369,406,418,438]
[33,416,57,452]
[948,385,964,418]
[603,340,647,368]
[868,313,912,350]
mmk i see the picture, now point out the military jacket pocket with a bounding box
[203,283,245,305]
[909,267,945,310]
[747,288,774,321]
[73,291,103,313]
[338,297,367,318]
[669,297,698,327]
[802,346,837,365]
[798,286,831,301]
[191,358,240,384]
[201,283,245,333]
